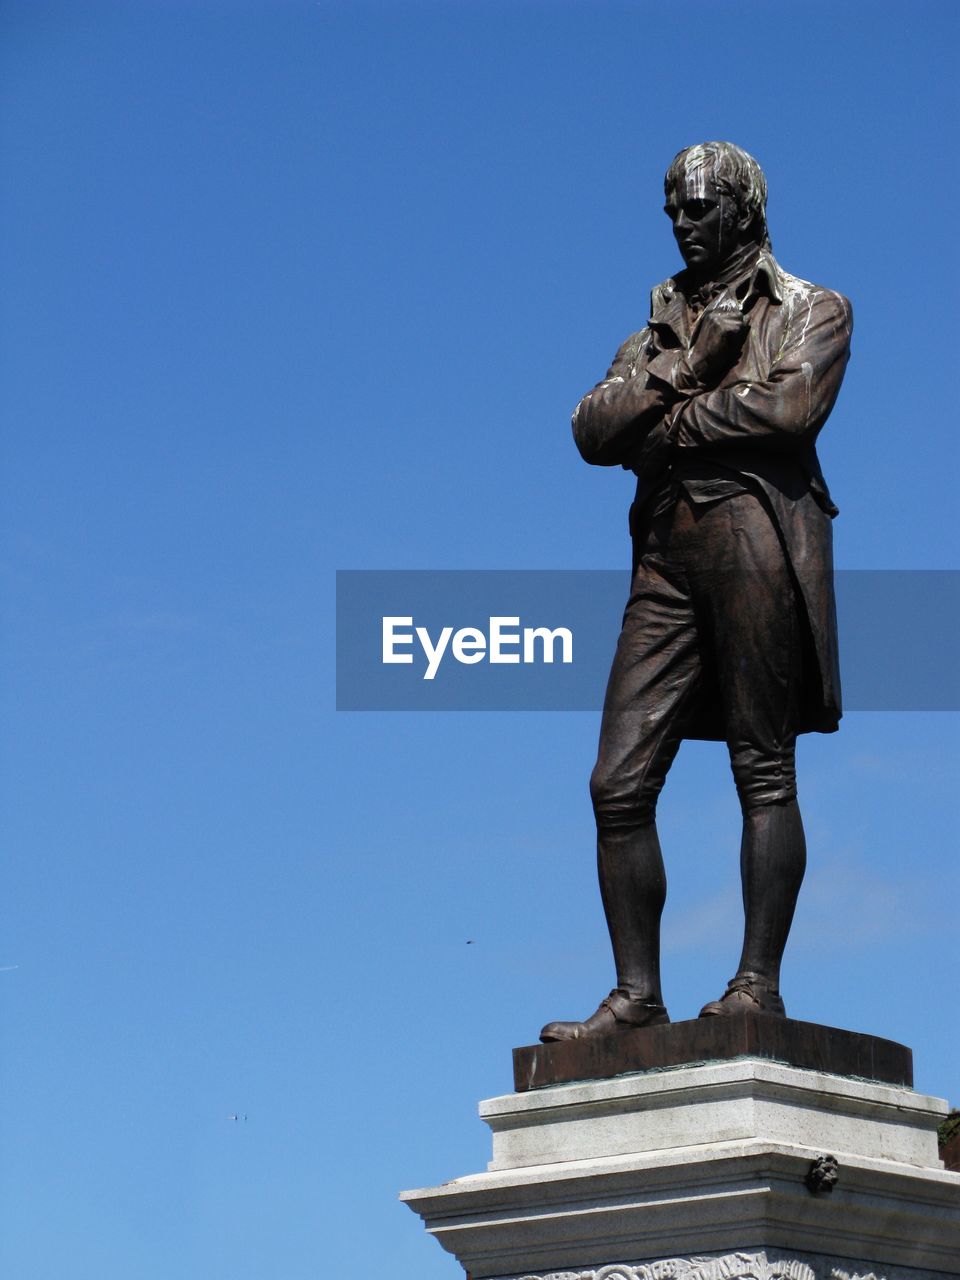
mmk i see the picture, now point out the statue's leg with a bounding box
[591,558,703,1005]
[735,795,806,991]
[540,521,701,1042]
[595,821,668,1001]
[692,491,805,1017]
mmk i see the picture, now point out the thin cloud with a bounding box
[793,857,939,946]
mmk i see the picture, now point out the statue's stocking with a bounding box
[735,798,806,988]
[597,821,667,1003]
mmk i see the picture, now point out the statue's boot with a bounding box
[699,971,786,1018]
[540,988,669,1043]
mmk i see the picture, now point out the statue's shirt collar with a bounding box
[650,249,784,345]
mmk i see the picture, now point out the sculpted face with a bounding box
[663,149,744,276]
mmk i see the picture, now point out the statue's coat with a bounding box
[572,251,852,739]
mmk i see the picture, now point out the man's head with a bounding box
[663,142,770,276]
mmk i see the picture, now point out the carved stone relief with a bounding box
[515,1253,891,1280]
[831,1273,887,1280]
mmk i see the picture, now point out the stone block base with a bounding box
[402,1058,960,1279]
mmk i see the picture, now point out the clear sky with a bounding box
[1,2,957,1277]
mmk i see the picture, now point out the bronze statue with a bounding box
[541,142,852,1042]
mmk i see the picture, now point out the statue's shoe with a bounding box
[539,988,669,1043]
[699,972,786,1018]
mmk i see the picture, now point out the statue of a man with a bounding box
[541,142,852,1041]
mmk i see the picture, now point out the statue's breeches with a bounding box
[590,489,802,829]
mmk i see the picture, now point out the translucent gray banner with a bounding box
[336,570,959,712]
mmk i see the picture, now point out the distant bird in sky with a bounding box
[466,939,476,945]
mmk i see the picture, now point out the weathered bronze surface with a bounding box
[541,143,852,1043]
[516,1018,912,1092]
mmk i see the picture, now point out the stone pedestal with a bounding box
[401,1056,960,1279]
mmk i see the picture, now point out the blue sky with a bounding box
[0,2,957,1276]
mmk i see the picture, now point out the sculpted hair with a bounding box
[664,141,771,250]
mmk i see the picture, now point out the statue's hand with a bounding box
[688,303,749,385]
